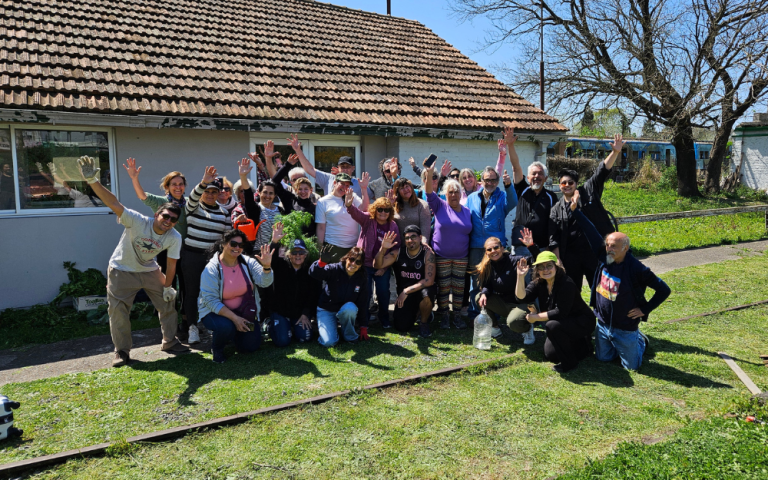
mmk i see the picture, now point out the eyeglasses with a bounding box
[559,180,575,186]
[404,235,419,241]
[229,240,245,249]
[376,208,391,213]
[483,178,499,184]
[536,263,555,271]
[349,258,363,266]
[290,250,307,256]
[485,245,501,253]
[160,213,179,223]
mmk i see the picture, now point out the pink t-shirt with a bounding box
[222,264,248,310]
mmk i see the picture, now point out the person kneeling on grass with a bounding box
[475,229,541,344]
[514,251,597,373]
[373,226,436,338]
[267,222,320,346]
[570,190,670,371]
[309,247,369,346]
[74,156,190,368]
[198,230,274,364]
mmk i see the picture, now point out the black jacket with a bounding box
[516,274,596,329]
[573,209,670,327]
[549,161,615,254]
[309,260,369,327]
[272,161,316,236]
[512,179,559,249]
[479,245,540,303]
[268,242,320,319]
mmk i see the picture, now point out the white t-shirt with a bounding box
[315,194,362,248]
[109,209,182,273]
[315,170,362,198]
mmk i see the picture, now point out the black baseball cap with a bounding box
[338,156,354,166]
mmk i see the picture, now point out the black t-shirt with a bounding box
[595,261,639,330]
[513,179,557,248]
[393,245,426,293]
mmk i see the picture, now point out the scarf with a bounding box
[167,193,186,208]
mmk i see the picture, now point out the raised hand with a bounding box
[344,189,354,207]
[272,221,286,243]
[610,133,626,153]
[122,158,142,180]
[287,153,299,165]
[359,172,371,191]
[287,133,302,153]
[202,166,217,185]
[516,257,529,277]
[381,230,398,250]
[262,140,276,159]
[497,138,507,156]
[247,152,265,172]
[440,160,452,178]
[518,227,534,247]
[385,188,395,204]
[389,158,399,176]
[47,162,57,177]
[254,244,274,268]
[502,126,518,145]
[408,157,416,168]
[502,169,511,187]
[238,158,252,177]
[77,155,101,183]
[570,189,580,211]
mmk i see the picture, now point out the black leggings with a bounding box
[543,315,596,370]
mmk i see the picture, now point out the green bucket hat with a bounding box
[532,251,558,266]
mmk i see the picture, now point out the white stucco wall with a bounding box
[734,128,768,191]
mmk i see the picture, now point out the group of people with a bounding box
[78,127,670,373]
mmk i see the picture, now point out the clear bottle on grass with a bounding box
[473,308,493,350]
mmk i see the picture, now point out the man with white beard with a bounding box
[570,190,670,371]
[509,153,558,256]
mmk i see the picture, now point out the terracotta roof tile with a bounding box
[0,0,566,132]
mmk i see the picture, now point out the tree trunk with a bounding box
[704,121,737,194]
[672,125,702,197]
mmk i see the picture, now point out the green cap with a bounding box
[532,251,558,266]
[335,173,353,183]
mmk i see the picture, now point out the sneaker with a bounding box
[188,325,201,344]
[381,316,392,329]
[162,341,191,354]
[112,350,130,368]
[491,327,503,338]
[439,314,450,330]
[460,306,469,317]
[522,324,536,345]
[211,348,226,364]
[419,324,432,338]
[452,314,468,330]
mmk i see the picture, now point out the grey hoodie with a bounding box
[368,157,399,200]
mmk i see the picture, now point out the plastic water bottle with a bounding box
[473,309,493,350]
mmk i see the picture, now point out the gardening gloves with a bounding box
[163,286,177,303]
[359,326,369,341]
[77,156,101,184]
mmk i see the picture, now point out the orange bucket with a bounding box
[234,219,260,242]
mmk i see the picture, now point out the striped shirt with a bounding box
[185,184,232,252]
[254,204,281,250]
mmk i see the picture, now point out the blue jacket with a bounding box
[198,254,274,321]
[572,209,670,327]
[466,184,518,248]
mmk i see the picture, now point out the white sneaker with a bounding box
[491,327,503,338]
[188,325,201,344]
[522,324,535,345]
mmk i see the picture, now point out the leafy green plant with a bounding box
[274,210,319,261]
[53,261,107,305]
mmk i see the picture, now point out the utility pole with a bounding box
[539,2,544,111]
[387,0,391,15]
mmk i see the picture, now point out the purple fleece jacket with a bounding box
[347,204,400,268]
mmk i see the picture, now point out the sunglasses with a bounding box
[221,187,232,192]
[376,208,391,213]
[432,175,439,180]
[348,257,363,266]
[290,250,307,256]
[559,180,575,186]
[536,263,555,271]
[486,245,501,253]
[404,235,419,241]
[229,240,245,249]
[160,213,179,223]
[449,174,460,179]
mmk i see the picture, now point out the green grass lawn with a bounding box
[601,182,768,256]
[3,252,768,478]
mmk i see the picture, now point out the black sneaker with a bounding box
[212,348,226,364]
[419,324,432,338]
[439,314,450,330]
[452,314,468,330]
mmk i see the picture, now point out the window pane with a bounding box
[0,129,14,210]
[313,146,355,195]
[15,130,110,210]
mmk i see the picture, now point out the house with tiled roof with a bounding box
[0,0,567,309]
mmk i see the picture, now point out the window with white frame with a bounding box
[0,126,115,215]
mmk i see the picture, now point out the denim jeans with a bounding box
[467,247,486,317]
[594,320,646,370]
[201,312,261,353]
[317,302,359,347]
[365,266,391,322]
[269,312,313,347]
[512,244,531,258]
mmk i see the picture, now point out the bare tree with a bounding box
[452,0,768,196]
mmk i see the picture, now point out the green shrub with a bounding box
[53,261,107,305]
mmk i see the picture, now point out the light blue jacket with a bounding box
[466,184,518,248]
[198,254,273,321]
